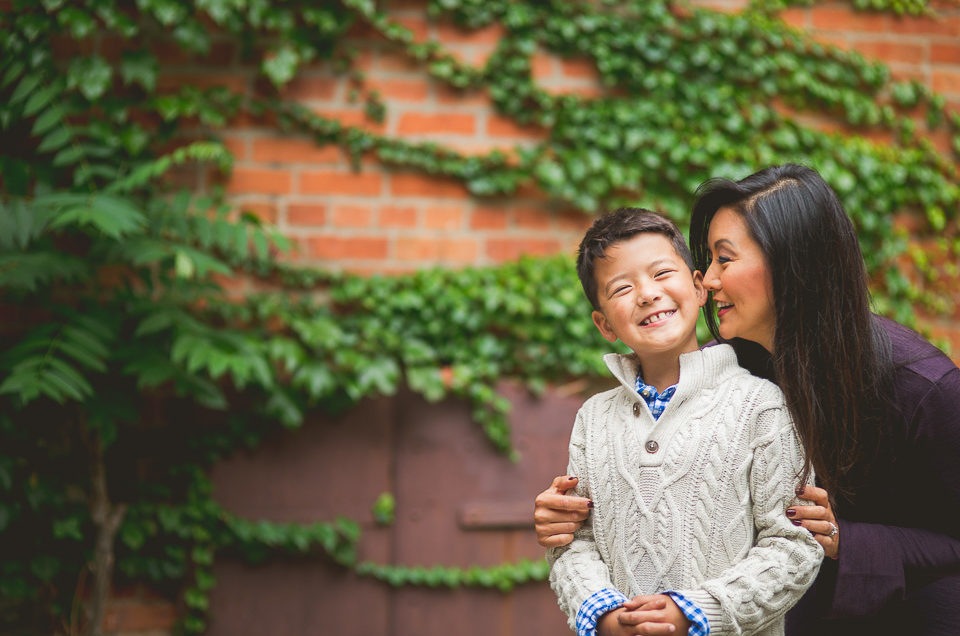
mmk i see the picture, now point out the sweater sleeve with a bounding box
[677,403,824,635]
[827,366,960,617]
[547,407,621,631]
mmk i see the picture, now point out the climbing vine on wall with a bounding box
[1,0,958,633]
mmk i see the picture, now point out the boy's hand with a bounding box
[615,594,690,634]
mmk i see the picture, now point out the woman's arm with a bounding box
[789,366,960,618]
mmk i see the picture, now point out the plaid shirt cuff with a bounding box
[576,588,628,636]
[664,591,710,636]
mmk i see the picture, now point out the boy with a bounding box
[548,208,821,636]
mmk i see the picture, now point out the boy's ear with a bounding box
[692,270,707,308]
[592,310,619,344]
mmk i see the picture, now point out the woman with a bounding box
[534,164,960,634]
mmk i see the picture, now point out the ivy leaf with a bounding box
[67,56,113,101]
[262,46,299,88]
[121,50,158,92]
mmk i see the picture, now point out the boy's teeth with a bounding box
[641,311,673,325]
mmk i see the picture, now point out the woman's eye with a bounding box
[716,256,731,265]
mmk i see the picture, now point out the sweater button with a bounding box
[645,440,659,453]
[632,402,640,416]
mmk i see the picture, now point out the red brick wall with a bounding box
[103,3,960,633]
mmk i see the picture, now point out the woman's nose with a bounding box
[703,262,721,291]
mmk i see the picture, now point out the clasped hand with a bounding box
[598,594,691,636]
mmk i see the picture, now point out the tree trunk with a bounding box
[84,433,127,636]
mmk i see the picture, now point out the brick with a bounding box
[332,204,374,228]
[486,237,562,261]
[853,39,925,65]
[394,15,431,43]
[933,69,960,94]
[513,207,552,230]
[377,49,422,73]
[390,173,469,198]
[486,115,548,140]
[471,207,509,230]
[557,208,593,232]
[544,84,607,98]
[932,43,960,64]
[560,57,599,79]
[221,136,248,161]
[397,113,477,136]
[306,235,389,260]
[301,170,383,196]
[370,78,430,101]
[811,7,888,32]
[278,74,339,100]
[287,203,327,226]
[892,14,960,37]
[531,51,556,79]
[102,602,177,632]
[423,205,464,229]
[811,33,851,51]
[395,237,479,262]
[435,22,505,45]
[379,205,419,228]
[226,167,291,194]
[252,137,343,163]
[436,84,491,107]
[779,8,807,29]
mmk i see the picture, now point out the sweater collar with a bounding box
[603,344,741,399]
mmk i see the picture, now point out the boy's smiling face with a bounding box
[591,233,706,361]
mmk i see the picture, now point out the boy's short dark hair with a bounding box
[577,207,695,310]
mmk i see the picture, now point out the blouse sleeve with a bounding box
[829,366,960,617]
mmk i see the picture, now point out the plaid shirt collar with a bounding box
[635,372,677,421]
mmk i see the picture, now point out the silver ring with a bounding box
[827,522,838,538]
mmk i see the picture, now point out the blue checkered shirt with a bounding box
[635,373,676,420]
[576,588,709,635]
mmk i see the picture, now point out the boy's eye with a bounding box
[613,285,630,295]
[654,269,674,278]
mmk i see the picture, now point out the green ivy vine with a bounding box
[1,0,958,633]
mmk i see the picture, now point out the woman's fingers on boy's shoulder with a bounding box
[795,484,830,506]
[534,491,592,515]
[550,474,579,492]
[786,504,828,521]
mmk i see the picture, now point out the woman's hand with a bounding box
[788,485,840,559]
[534,475,592,548]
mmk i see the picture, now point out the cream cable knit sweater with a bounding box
[547,344,822,635]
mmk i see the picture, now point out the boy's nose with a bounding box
[636,285,661,304]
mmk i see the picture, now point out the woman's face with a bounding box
[703,207,777,353]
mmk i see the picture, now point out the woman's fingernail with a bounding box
[587,500,594,509]
[795,486,804,495]
[786,508,796,518]
[567,476,578,480]
[791,520,802,526]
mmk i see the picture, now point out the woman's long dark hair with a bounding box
[689,164,893,508]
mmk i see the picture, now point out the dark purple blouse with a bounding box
[787,316,960,635]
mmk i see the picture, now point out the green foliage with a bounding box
[371,492,396,526]
[1,0,958,633]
